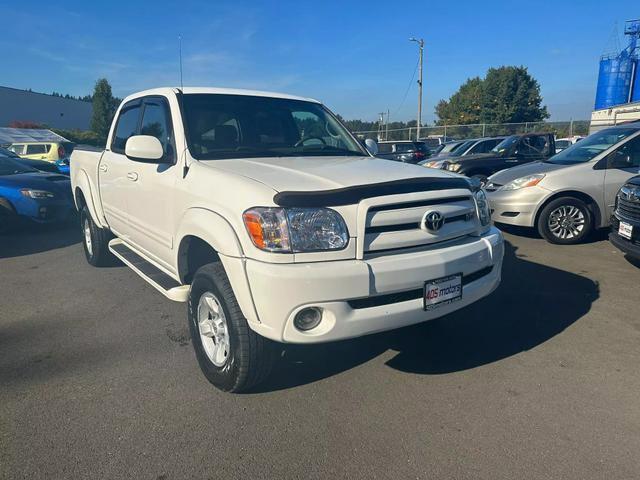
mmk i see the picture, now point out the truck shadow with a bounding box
[0,220,80,259]
[253,241,599,393]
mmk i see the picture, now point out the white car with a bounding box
[555,136,584,153]
[71,87,504,392]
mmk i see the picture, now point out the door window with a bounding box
[9,145,24,154]
[607,135,640,169]
[140,99,174,159]
[520,136,551,156]
[111,102,141,153]
[26,144,48,155]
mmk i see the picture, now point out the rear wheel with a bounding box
[80,206,114,266]
[537,197,593,244]
[188,262,275,393]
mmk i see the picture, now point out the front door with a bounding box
[124,96,178,269]
[603,134,640,219]
[99,99,142,238]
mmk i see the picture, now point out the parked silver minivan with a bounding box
[486,123,640,244]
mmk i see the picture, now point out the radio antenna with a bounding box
[179,34,184,90]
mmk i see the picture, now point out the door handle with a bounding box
[99,164,108,172]
[127,172,139,181]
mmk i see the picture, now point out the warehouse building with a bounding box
[0,86,92,130]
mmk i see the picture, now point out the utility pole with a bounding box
[377,112,386,142]
[410,37,424,140]
[386,108,390,141]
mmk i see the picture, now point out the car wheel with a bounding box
[537,197,593,245]
[80,206,114,266]
[188,262,275,393]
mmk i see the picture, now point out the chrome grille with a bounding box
[617,197,640,221]
[362,195,478,254]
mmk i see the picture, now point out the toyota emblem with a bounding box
[423,211,445,232]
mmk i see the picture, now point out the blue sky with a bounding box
[1,0,638,122]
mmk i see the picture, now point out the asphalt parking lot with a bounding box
[1,223,640,479]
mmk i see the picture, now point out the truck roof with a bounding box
[122,87,321,105]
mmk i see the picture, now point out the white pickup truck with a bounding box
[71,87,504,392]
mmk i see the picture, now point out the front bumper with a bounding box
[240,227,504,343]
[14,197,75,223]
[609,216,640,259]
[487,186,549,227]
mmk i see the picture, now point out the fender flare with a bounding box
[74,169,107,229]
[174,207,244,262]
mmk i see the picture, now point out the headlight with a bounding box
[243,207,349,253]
[423,160,443,169]
[500,174,545,191]
[474,189,491,226]
[445,162,462,172]
[21,189,55,199]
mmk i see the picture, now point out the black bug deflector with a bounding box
[273,177,473,208]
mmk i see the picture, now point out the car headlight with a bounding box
[243,207,349,253]
[423,160,443,169]
[21,189,55,199]
[500,174,545,191]
[445,162,462,172]
[474,189,491,226]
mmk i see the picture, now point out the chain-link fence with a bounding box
[353,120,591,142]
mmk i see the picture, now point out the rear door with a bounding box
[603,134,640,219]
[99,99,142,237]
[123,96,178,267]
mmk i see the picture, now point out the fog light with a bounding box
[39,207,47,218]
[293,307,322,331]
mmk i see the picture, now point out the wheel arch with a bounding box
[175,210,259,326]
[73,170,105,228]
[533,190,602,228]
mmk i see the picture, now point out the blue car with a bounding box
[0,147,69,176]
[0,153,75,231]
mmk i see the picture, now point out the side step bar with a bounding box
[108,238,189,302]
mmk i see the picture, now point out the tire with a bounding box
[188,262,275,393]
[537,197,593,245]
[80,205,114,266]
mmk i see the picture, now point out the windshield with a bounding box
[0,155,38,175]
[491,135,519,154]
[182,94,367,160]
[546,128,640,165]
[448,140,476,157]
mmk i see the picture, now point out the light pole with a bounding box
[410,37,424,140]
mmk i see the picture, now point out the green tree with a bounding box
[435,77,483,125]
[481,66,549,124]
[435,66,549,126]
[90,78,117,141]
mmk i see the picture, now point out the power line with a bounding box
[392,56,419,117]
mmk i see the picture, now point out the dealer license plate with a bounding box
[619,221,633,240]
[423,274,463,311]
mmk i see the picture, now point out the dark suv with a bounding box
[376,141,429,164]
[610,175,640,261]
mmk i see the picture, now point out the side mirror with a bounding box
[364,138,378,156]
[125,135,165,163]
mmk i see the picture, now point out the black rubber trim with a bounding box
[347,266,493,309]
[609,232,640,259]
[111,243,180,290]
[368,195,471,213]
[273,177,472,207]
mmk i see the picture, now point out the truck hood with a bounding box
[200,156,459,192]
[488,161,569,186]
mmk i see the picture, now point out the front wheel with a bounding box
[537,197,593,244]
[188,262,275,393]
